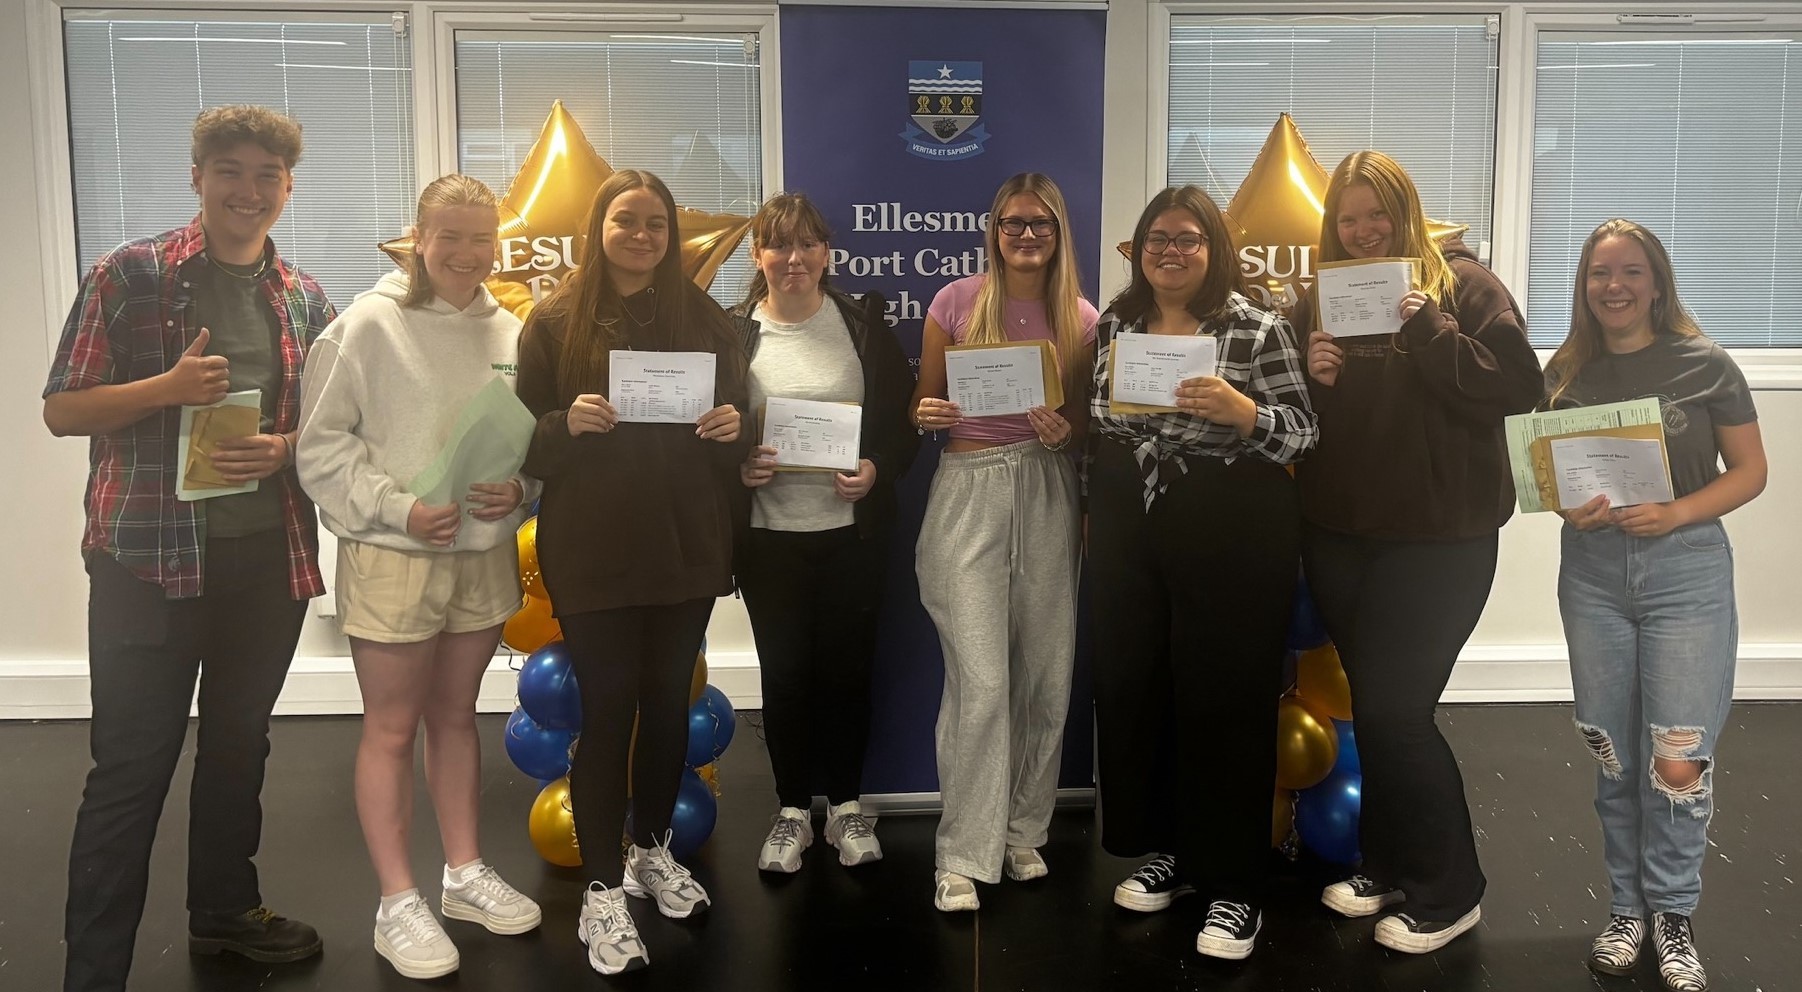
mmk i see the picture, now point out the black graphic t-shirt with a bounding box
[1548,333,1757,500]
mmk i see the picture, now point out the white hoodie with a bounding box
[298,271,531,553]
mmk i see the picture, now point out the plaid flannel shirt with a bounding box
[43,217,334,600]
[1089,292,1317,510]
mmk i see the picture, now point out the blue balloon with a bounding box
[684,685,737,768]
[667,767,718,859]
[1287,573,1330,651]
[1332,720,1361,776]
[1295,767,1362,864]
[518,641,581,730]
[505,707,577,781]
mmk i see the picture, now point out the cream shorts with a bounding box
[336,540,521,643]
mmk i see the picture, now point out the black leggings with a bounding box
[561,598,714,886]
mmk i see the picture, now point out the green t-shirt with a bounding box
[194,255,285,538]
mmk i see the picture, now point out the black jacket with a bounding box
[730,289,920,538]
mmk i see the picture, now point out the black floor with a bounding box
[3,704,1797,991]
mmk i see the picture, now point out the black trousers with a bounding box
[64,534,307,992]
[1089,442,1298,906]
[737,525,885,810]
[1301,523,1496,921]
[561,598,714,886]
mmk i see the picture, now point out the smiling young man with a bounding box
[43,105,335,992]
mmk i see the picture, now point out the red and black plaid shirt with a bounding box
[44,217,334,600]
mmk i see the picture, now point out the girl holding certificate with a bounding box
[297,174,539,980]
[1087,185,1316,961]
[514,169,749,976]
[1546,220,1765,992]
[911,172,1098,912]
[1295,151,1542,953]
[731,192,919,873]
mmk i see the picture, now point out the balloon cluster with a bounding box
[1272,573,1362,864]
[505,516,738,866]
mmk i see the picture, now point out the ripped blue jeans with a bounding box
[1558,519,1737,918]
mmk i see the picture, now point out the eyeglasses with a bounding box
[997,217,1058,237]
[1143,233,1206,255]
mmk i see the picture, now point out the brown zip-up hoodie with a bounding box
[516,283,752,615]
[1293,239,1544,541]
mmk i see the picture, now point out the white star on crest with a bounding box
[938,64,954,78]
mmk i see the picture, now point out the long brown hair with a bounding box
[537,169,699,399]
[742,191,833,308]
[1106,185,1247,325]
[1546,218,1700,405]
[1316,151,1456,325]
[966,173,1090,397]
[403,174,500,308]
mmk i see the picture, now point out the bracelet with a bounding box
[1043,436,1070,452]
[276,432,294,466]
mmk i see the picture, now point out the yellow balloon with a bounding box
[528,777,582,868]
[518,517,548,602]
[1275,696,1339,791]
[1296,644,1353,721]
[690,653,708,706]
[503,594,561,654]
[694,762,720,797]
[1272,788,1296,849]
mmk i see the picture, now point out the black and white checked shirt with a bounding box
[1089,292,1317,509]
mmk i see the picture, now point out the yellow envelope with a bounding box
[944,339,1064,411]
[184,404,260,489]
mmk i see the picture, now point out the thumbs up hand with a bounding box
[163,327,232,406]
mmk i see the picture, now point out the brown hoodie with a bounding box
[1293,239,1544,541]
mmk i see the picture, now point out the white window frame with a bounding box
[27,0,780,362]
[1149,1,1802,388]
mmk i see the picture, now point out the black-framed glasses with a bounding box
[997,216,1058,237]
[1143,233,1206,255]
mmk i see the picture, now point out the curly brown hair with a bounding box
[191,105,304,169]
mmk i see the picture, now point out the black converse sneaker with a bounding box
[1321,874,1405,918]
[1195,900,1261,960]
[1112,854,1194,912]
[1373,905,1482,954]
[1652,912,1707,991]
[1589,914,1645,976]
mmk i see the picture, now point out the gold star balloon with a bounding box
[1120,114,1468,311]
[381,100,753,320]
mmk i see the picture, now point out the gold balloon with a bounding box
[1272,788,1296,850]
[694,762,721,797]
[528,777,582,867]
[690,652,709,706]
[1119,114,1469,310]
[1275,695,1339,791]
[517,516,548,602]
[379,99,753,320]
[502,593,561,654]
[1296,644,1353,722]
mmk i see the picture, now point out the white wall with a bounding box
[2,0,1797,719]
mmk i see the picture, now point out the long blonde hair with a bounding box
[1545,218,1700,405]
[404,173,500,308]
[1318,151,1456,316]
[967,173,1089,397]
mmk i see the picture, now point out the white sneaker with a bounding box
[757,808,813,873]
[579,882,648,975]
[441,860,543,935]
[373,892,459,979]
[825,801,882,867]
[1003,846,1048,881]
[1321,874,1405,918]
[623,832,712,919]
[1374,905,1483,954]
[933,869,980,912]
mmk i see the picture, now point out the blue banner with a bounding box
[780,4,1107,795]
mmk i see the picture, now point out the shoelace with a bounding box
[1345,874,1381,894]
[584,887,635,941]
[1656,915,1703,972]
[767,816,807,851]
[1206,901,1253,933]
[247,906,280,925]
[645,831,696,886]
[461,864,515,901]
[1131,855,1178,886]
[391,896,444,943]
[835,812,875,842]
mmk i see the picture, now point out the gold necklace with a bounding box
[208,253,270,281]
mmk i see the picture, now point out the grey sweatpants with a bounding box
[916,439,1081,883]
